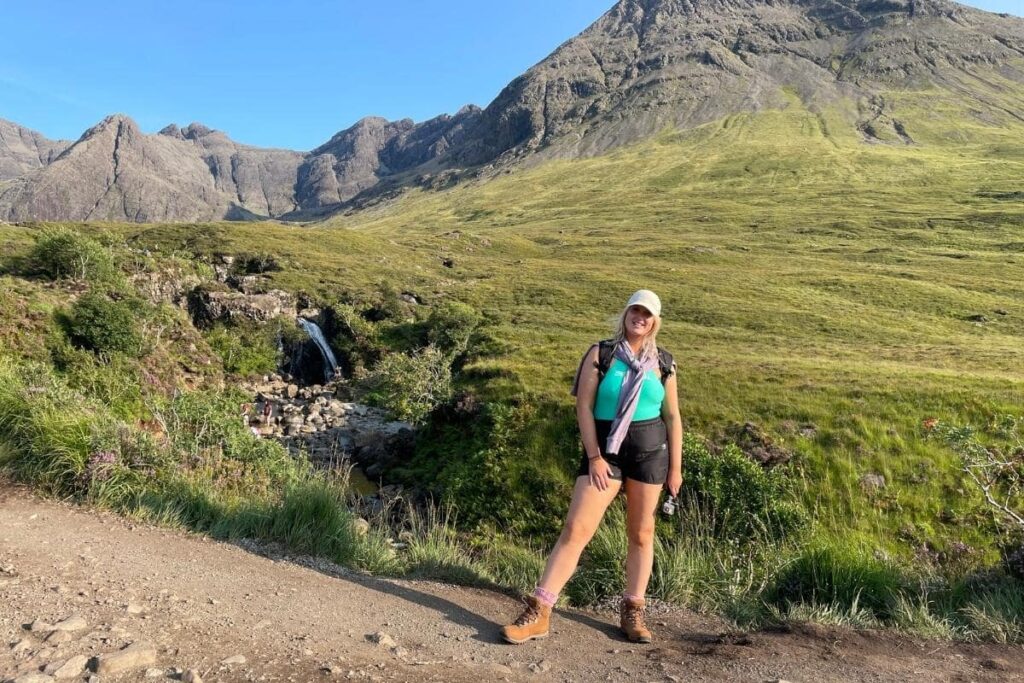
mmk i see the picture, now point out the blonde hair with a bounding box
[613,306,661,361]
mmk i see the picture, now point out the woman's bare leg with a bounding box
[623,478,663,597]
[536,475,621,595]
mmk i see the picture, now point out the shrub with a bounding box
[66,292,143,357]
[360,345,453,424]
[682,434,808,542]
[328,303,384,374]
[26,228,117,282]
[396,400,572,537]
[427,301,482,359]
[204,322,280,377]
[48,332,145,419]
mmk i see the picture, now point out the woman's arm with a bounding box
[661,364,684,496]
[576,345,613,490]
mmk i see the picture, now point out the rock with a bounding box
[718,422,792,467]
[994,308,1009,316]
[391,646,408,658]
[126,602,146,614]
[94,641,158,675]
[50,616,86,632]
[12,674,54,683]
[28,619,54,633]
[44,630,72,644]
[145,668,165,678]
[182,669,204,683]
[366,632,396,649]
[11,638,33,653]
[221,654,247,665]
[51,655,89,679]
[527,660,552,674]
[188,288,296,326]
[964,313,988,323]
[287,384,299,399]
[353,518,370,536]
[859,473,886,491]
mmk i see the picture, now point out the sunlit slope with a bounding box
[316,91,1024,543]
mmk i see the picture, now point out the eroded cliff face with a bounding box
[2,0,1022,222]
[0,119,70,182]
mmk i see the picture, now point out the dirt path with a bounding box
[1,485,1022,683]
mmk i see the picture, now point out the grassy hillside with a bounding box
[313,91,1023,551]
[1,87,1022,636]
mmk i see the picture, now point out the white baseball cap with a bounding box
[626,289,661,317]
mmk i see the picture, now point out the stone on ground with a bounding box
[94,641,158,675]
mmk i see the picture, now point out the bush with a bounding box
[26,228,117,282]
[204,322,280,377]
[360,345,453,424]
[683,434,808,542]
[427,301,482,359]
[65,292,143,357]
[328,303,384,374]
[396,400,573,537]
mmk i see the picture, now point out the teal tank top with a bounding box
[593,358,665,421]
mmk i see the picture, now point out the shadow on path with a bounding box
[229,539,627,646]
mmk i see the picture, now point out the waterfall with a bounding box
[297,318,339,381]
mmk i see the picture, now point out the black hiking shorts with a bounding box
[577,417,669,485]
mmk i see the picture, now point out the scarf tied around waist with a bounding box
[571,340,659,456]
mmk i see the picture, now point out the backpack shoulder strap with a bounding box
[597,339,616,383]
[657,347,675,385]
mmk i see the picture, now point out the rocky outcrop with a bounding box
[188,287,297,326]
[0,119,70,181]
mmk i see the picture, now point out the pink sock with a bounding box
[533,587,557,607]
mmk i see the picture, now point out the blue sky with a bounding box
[1,0,1020,151]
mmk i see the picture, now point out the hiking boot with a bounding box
[620,596,652,643]
[501,595,551,644]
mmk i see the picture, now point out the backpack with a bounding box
[595,339,674,385]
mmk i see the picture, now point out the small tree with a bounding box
[427,301,482,359]
[66,292,143,357]
[27,228,116,282]
[929,416,1024,531]
[360,345,452,424]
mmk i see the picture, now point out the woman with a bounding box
[502,289,683,645]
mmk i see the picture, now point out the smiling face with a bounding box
[624,304,655,339]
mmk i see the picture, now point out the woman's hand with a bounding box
[665,469,682,497]
[589,456,614,491]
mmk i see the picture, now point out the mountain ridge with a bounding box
[2,0,1023,222]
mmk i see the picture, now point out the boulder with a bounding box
[188,287,296,326]
[719,422,792,467]
[93,641,157,675]
[859,473,887,491]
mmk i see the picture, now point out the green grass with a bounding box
[1,84,1023,639]
[5,91,1023,549]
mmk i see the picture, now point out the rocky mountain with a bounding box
[0,119,70,182]
[0,109,481,222]
[454,0,1024,164]
[2,0,1022,222]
